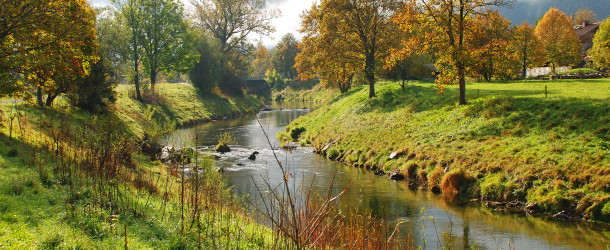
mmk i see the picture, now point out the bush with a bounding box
[289,126,306,140]
[68,58,117,113]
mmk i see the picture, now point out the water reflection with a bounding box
[163,103,610,249]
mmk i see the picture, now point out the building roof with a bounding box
[574,22,600,44]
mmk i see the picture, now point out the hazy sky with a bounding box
[88,0,315,47]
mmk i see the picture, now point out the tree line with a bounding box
[1,0,609,110]
[294,0,610,105]
[0,0,298,111]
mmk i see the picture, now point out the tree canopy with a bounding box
[272,33,299,79]
[510,21,545,78]
[589,18,610,69]
[0,0,98,104]
[138,0,197,89]
[191,0,278,54]
[297,0,401,97]
[535,8,582,73]
[393,0,512,105]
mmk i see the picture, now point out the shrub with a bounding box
[68,58,117,113]
[327,148,340,160]
[289,126,306,141]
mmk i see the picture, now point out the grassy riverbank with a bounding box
[0,83,272,248]
[286,79,610,221]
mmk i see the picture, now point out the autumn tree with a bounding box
[272,33,299,79]
[468,10,513,81]
[251,42,272,79]
[138,0,197,90]
[394,0,512,105]
[573,8,598,25]
[297,0,401,98]
[589,18,610,69]
[510,21,545,78]
[0,0,98,103]
[535,8,582,74]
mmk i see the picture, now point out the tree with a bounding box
[95,8,130,82]
[573,8,598,25]
[138,0,197,90]
[191,0,277,95]
[510,21,545,78]
[189,34,224,95]
[393,0,512,105]
[272,33,299,79]
[251,42,272,79]
[589,18,610,69]
[191,0,278,54]
[0,0,98,103]
[67,8,127,113]
[113,0,144,100]
[468,10,513,81]
[535,8,582,74]
[297,0,401,98]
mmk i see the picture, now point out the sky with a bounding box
[88,0,316,47]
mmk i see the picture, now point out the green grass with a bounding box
[0,83,273,248]
[559,68,600,75]
[114,83,263,135]
[286,79,610,221]
[273,80,339,103]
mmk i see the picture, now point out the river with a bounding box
[163,102,610,249]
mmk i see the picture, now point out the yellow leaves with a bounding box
[535,8,582,68]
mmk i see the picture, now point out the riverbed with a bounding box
[163,102,610,249]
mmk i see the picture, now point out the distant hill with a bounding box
[497,0,610,25]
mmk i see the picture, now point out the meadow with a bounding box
[284,79,610,221]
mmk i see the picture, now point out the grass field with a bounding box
[0,84,273,248]
[285,79,610,221]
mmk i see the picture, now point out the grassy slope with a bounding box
[273,80,339,103]
[0,84,270,248]
[287,79,610,221]
[114,83,263,135]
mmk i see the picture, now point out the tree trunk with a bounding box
[36,87,44,106]
[150,68,157,91]
[401,79,406,92]
[365,53,375,98]
[131,6,142,102]
[45,93,57,107]
[458,65,467,106]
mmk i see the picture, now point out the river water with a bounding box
[164,102,610,249]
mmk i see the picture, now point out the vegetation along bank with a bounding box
[283,79,610,221]
[0,83,270,248]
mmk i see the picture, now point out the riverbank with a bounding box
[0,83,272,248]
[285,79,610,222]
